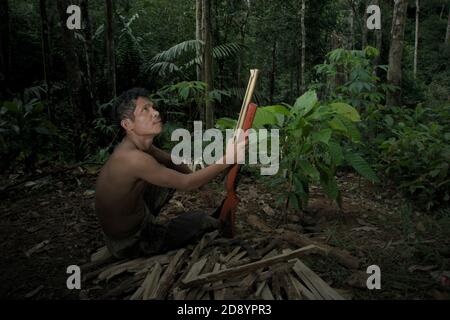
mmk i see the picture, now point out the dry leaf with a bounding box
[247,215,272,232]
[25,240,50,257]
[83,190,95,198]
[408,265,437,273]
[351,226,379,233]
[25,285,44,298]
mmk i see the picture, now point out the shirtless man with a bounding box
[95,88,245,258]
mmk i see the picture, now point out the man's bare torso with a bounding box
[95,142,148,240]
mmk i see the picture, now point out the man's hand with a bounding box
[217,130,249,165]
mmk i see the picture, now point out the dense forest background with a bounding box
[1,0,450,300]
[1,0,449,211]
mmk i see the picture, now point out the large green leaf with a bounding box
[215,117,236,129]
[345,153,380,183]
[320,175,339,200]
[328,141,344,166]
[293,90,318,117]
[329,102,360,122]
[311,129,332,145]
[338,115,361,142]
[298,160,320,181]
[253,108,279,128]
[328,116,348,133]
[261,105,291,116]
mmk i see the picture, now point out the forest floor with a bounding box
[1,164,450,300]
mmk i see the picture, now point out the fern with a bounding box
[145,41,245,77]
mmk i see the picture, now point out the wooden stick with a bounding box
[153,249,188,299]
[292,259,344,300]
[275,229,360,269]
[233,69,260,140]
[143,262,163,300]
[181,245,317,288]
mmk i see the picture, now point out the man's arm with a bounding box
[128,151,230,191]
[148,145,192,174]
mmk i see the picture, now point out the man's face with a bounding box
[124,97,163,136]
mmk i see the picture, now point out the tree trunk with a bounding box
[386,0,408,107]
[0,0,10,94]
[202,0,214,129]
[196,0,203,82]
[373,0,382,68]
[39,0,52,99]
[413,0,419,78]
[106,0,116,99]
[81,0,96,117]
[56,0,84,157]
[446,7,450,44]
[362,0,368,49]
[299,0,306,93]
[269,39,277,104]
[349,9,354,50]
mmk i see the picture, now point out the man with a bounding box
[95,88,245,258]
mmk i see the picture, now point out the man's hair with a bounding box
[113,87,150,128]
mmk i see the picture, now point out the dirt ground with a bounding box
[1,164,449,300]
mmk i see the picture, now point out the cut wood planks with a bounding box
[90,246,111,262]
[153,249,188,299]
[292,259,344,300]
[181,245,317,288]
[280,272,302,300]
[98,258,146,281]
[184,258,207,282]
[288,273,315,300]
[184,258,207,300]
[260,283,275,300]
[212,264,226,300]
[142,262,163,300]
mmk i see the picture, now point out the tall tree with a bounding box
[39,0,52,98]
[202,0,214,129]
[106,0,117,99]
[299,0,306,93]
[446,6,450,44]
[0,0,10,94]
[196,0,203,82]
[56,0,84,157]
[413,0,419,78]
[348,8,354,50]
[373,0,382,68]
[269,39,277,103]
[386,0,408,107]
[81,0,96,117]
[362,0,368,49]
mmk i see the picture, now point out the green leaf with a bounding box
[328,116,348,133]
[320,175,339,200]
[288,192,300,210]
[311,129,332,145]
[345,153,379,183]
[179,87,190,100]
[329,102,360,122]
[215,117,236,129]
[34,126,50,135]
[261,105,291,116]
[253,108,279,128]
[293,175,305,194]
[338,116,361,142]
[329,141,344,166]
[298,160,320,181]
[293,90,318,117]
